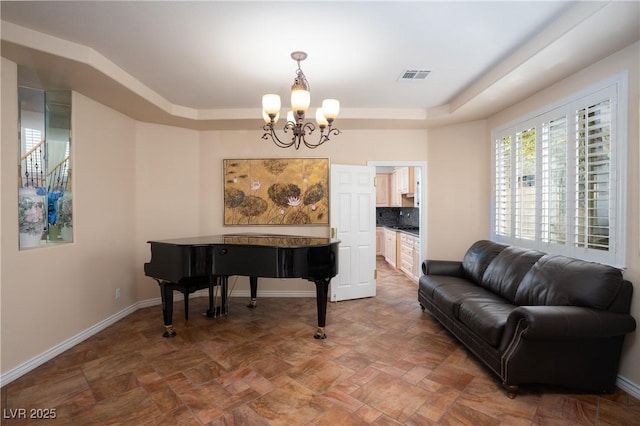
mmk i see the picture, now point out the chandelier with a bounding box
[262,51,340,149]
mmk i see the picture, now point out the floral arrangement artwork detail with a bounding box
[224,158,329,225]
[19,189,46,235]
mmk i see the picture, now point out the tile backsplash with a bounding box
[376,207,419,227]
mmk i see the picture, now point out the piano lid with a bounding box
[147,233,339,248]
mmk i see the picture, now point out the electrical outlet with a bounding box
[115,288,120,299]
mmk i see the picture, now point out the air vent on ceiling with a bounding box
[399,69,431,81]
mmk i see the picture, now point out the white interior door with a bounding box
[329,164,376,302]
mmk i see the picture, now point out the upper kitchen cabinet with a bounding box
[390,170,402,207]
[376,167,419,208]
[397,166,415,196]
[375,173,390,207]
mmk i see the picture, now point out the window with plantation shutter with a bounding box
[494,135,511,237]
[491,73,627,268]
[514,126,536,240]
[540,115,567,245]
[574,99,612,251]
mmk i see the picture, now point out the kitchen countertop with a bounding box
[378,225,420,236]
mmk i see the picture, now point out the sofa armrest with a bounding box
[422,260,465,277]
[505,306,637,340]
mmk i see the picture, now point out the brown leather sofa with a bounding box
[418,240,636,397]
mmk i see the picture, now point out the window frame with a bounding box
[490,71,628,268]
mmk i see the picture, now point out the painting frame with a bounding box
[223,158,330,225]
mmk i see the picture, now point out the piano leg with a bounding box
[313,278,331,339]
[247,276,258,308]
[157,280,176,338]
[221,276,229,315]
[206,278,216,317]
[183,289,190,320]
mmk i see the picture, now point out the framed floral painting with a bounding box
[223,158,329,225]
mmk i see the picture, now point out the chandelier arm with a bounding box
[301,121,316,135]
[300,122,320,149]
[262,124,297,149]
[325,127,341,138]
[308,127,340,149]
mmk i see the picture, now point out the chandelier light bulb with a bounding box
[321,99,340,121]
[262,94,281,116]
[286,110,295,124]
[263,110,279,124]
[291,89,310,113]
[315,108,328,128]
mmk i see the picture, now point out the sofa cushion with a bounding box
[480,246,545,303]
[458,299,517,347]
[419,275,467,301]
[514,254,624,309]
[432,282,499,318]
[462,240,508,284]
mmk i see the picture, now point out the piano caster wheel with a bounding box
[314,327,327,339]
[162,325,176,338]
[246,299,257,309]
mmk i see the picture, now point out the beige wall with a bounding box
[487,42,640,386]
[0,59,17,377]
[426,120,490,260]
[134,122,201,300]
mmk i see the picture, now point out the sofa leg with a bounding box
[503,383,519,399]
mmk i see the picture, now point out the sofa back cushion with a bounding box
[514,254,624,310]
[481,246,545,303]
[462,240,508,285]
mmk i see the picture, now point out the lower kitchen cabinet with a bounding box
[379,227,420,282]
[384,228,397,268]
[399,232,416,281]
[376,227,384,256]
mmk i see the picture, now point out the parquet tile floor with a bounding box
[2,258,639,425]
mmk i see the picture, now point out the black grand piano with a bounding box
[144,233,339,339]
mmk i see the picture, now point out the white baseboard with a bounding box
[616,375,640,400]
[0,302,139,388]
[0,290,316,387]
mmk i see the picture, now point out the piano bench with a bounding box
[162,278,212,321]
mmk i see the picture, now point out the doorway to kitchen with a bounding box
[368,160,426,283]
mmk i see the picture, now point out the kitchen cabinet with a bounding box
[376,227,384,256]
[375,174,390,207]
[384,228,397,267]
[412,235,421,281]
[397,167,415,195]
[399,232,418,281]
[381,227,421,281]
[388,168,415,207]
[390,170,402,207]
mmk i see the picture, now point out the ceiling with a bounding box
[1,1,639,130]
